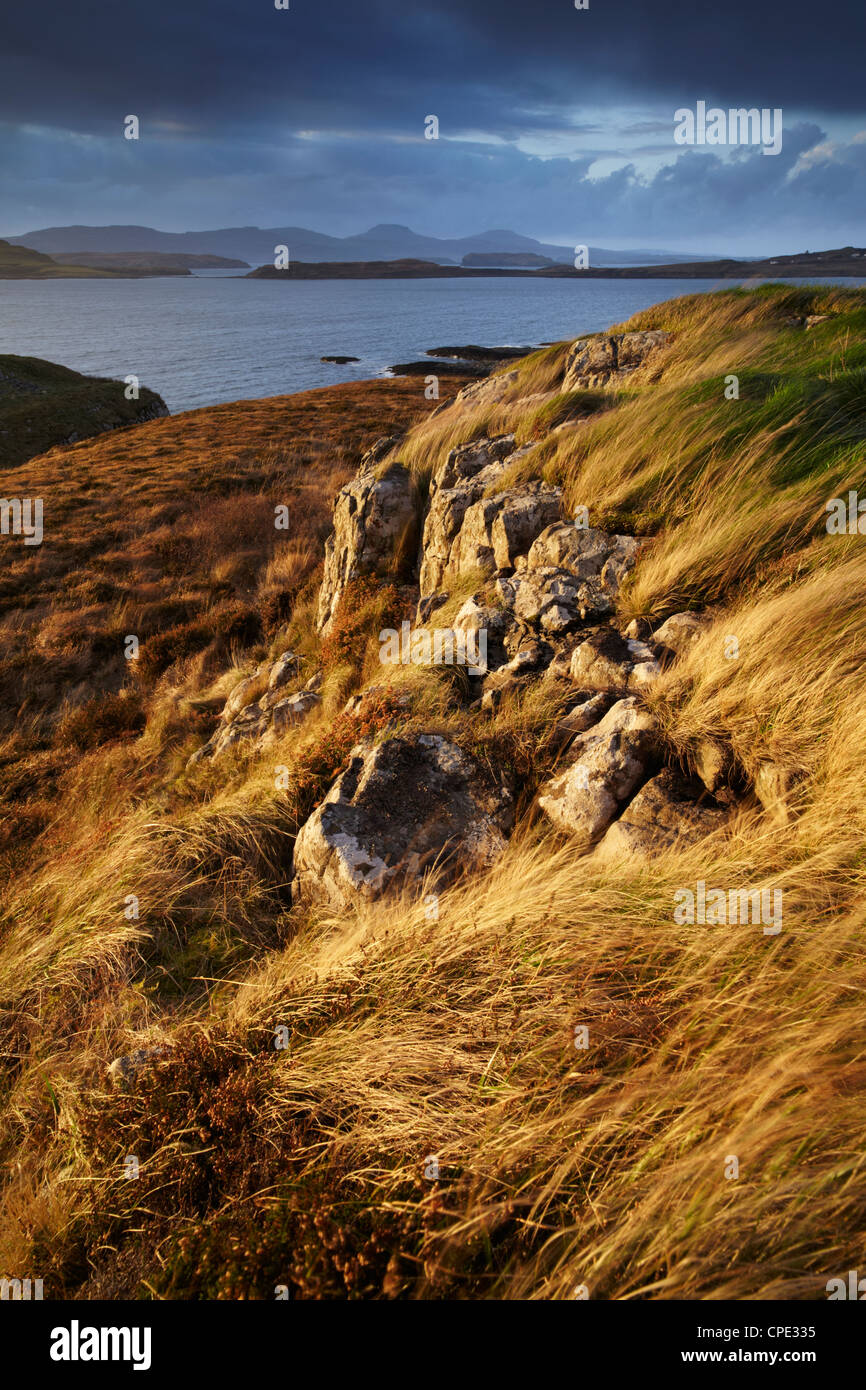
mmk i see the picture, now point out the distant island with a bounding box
[462,251,558,268]
[0,239,247,279]
[51,251,248,273]
[540,246,866,279]
[0,354,167,465]
[247,258,534,279]
[248,247,866,281]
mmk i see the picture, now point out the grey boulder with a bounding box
[593,769,731,862]
[292,734,514,909]
[537,697,658,845]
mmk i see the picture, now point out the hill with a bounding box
[0,238,121,279]
[1,285,865,1301]
[0,355,168,467]
[8,221,711,269]
[0,239,225,279]
[51,251,249,272]
[249,247,866,280]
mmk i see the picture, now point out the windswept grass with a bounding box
[1,286,866,1299]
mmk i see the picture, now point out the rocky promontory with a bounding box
[0,355,168,467]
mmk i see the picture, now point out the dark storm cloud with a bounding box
[1,0,864,247]
[4,0,865,135]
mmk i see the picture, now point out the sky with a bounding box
[1,0,864,254]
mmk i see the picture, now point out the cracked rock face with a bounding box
[537,696,658,845]
[526,523,638,582]
[452,485,563,583]
[317,460,416,634]
[291,733,514,909]
[593,768,731,862]
[419,435,560,595]
[493,526,641,634]
[562,330,671,391]
[569,627,661,692]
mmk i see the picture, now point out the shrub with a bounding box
[55,690,146,750]
[319,577,413,674]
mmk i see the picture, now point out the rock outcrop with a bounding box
[446,370,519,411]
[317,459,417,634]
[492,525,641,634]
[292,734,514,909]
[562,330,671,391]
[593,768,730,862]
[537,697,658,845]
[234,327,748,904]
[418,435,558,595]
[452,484,563,585]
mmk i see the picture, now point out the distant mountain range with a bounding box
[8,222,718,269]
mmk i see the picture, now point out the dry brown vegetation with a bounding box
[0,376,467,863]
[1,286,866,1300]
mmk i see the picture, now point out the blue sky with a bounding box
[2,0,864,254]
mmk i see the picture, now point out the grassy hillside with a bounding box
[0,374,469,858]
[0,285,864,1300]
[0,238,122,278]
[0,355,169,468]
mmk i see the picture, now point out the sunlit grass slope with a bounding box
[1,286,865,1299]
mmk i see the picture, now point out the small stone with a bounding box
[107,1046,170,1091]
[570,629,661,692]
[651,611,710,657]
[694,738,732,795]
[267,650,300,691]
[754,761,801,825]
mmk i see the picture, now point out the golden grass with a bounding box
[1,287,866,1299]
